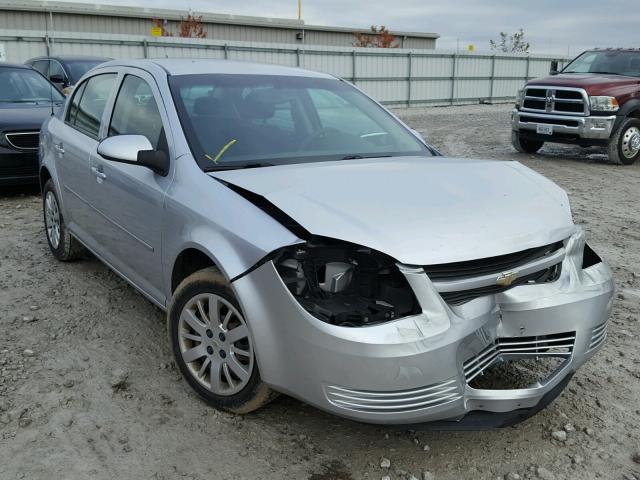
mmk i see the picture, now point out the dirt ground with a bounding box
[1,104,639,480]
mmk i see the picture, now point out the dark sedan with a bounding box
[0,63,64,186]
[25,55,111,95]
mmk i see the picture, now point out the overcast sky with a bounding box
[66,0,639,56]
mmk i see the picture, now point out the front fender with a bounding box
[162,156,302,298]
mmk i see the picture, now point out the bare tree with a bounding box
[490,29,530,53]
[151,14,208,38]
[353,25,399,48]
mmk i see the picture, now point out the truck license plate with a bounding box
[536,124,553,135]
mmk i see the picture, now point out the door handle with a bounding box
[54,143,65,154]
[91,166,107,180]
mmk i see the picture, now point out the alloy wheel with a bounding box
[44,191,61,249]
[178,293,254,396]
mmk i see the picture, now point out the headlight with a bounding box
[589,96,619,112]
[274,238,420,327]
[515,89,524,108]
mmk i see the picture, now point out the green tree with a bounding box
[490,29,530,53]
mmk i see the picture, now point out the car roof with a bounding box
[99,58,336,79]
[28,55,112,62]
[0,62,33,70]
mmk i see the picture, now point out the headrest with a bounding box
[243,90,276,120]
[193,96,223,115]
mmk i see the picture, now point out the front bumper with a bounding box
[233,230,614,426]
[512,108,616,142]
[0,148,39,186]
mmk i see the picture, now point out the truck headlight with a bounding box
[589,96,619,112]
[274,238,420,327]
[515,89,524,108]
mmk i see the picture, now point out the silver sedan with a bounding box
[39,59,614,427]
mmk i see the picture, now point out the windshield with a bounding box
[65,60,107,83]
[169,74,429,170]
[0,67,64,104]
[563,50,640,77]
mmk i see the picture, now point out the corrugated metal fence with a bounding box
[0,29,571,107]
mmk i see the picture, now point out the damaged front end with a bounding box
[231,228,614,427]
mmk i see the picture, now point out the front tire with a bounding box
[168,267,277,414]
[512,131,544,154]
[42,179,86,261]
[608,118,640,165]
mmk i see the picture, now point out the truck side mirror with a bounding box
[549,60,559,76]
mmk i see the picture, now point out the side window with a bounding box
[49,61,67,83]
[73,73,117,140]
[31,60,49,76]
[66,81,87,125]
[108,75,165,151]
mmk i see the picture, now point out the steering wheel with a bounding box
[298,127,342,151]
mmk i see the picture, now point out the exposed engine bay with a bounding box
[275,238,420,327]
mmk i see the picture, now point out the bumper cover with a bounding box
[512,108,616,141]
[0,149,39,186]
[233,230,614,426]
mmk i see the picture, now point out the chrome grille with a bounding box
[588,321,608,351]
[5,131,40,151]
[463,332,575,384]
[522,86,589,116]
[325,379,462,414]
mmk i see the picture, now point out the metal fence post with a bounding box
[296,48,300,67]
[525,56,530,81]
[352,50,357,84]
[489,55,496,102]
[407,51,413,107]
[142,38,148,58]
[223,43,228,60]
[450,52,457,106]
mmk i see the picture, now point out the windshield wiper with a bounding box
[205,162,275,172]
[341,154,393,160]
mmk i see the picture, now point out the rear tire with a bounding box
[608,118,640,165]
[42,179,86,261]
[512,131,544,154]
[168,267,278,414]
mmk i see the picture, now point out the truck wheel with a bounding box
[43,179,87,261]
[512,131,544,154]
[608,118,640,165]
[168,267,278,414]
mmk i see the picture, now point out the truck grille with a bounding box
[5,131,40,151]
[522,87,588,116]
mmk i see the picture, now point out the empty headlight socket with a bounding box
[274,237,420,327]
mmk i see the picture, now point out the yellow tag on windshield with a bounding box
[206,139,237,164]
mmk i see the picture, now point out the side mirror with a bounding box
[549,60,559,76]
[49,74,66,85]
[97,135,169,177]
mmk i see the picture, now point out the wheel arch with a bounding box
[39,165,52,191]
[170,246,223,294]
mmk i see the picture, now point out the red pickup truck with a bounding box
[512,49,640,165]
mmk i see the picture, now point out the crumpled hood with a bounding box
[210,157,577,265]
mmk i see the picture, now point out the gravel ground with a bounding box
[1,104,639,480]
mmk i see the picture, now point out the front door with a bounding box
[87,71,172,305]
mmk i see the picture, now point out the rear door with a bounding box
[87,70,172,304]
[54,72,118,246]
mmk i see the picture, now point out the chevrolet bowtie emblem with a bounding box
[496,271,518,287]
